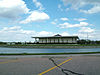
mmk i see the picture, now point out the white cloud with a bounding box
[62,0,100,8]
[62,0,100,14]
[58,4,63,11]
[79,27,95,33]
[0,26,35,42]
[60,18,69,21]
[61,32,69,36]
[62,0,87,9]
[66,8,70,11]
[73,33,94,40]
[80,5,100,14]
[2,26,21,31]
[38,31,54,36]
[0,26,99,41]
[74,18,87,21]
[0,26,71,42]
[73,27,95,40]
[33,0,44,10]
[51,21,56,25]
[0,0,29,19]
[51,19,58,25]
[59,22,89,28]
[58,4,61,9]
[20,11,50,24]
[0,26,53,42]
[73,31,98,40]
[34,31,70,37]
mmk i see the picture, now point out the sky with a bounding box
[0,0,100,42]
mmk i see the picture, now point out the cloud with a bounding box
[73,27,95,40]
[60,18,69,21]
[0,26,52,42]
[0,26,99,41]
[74,18,87,21]
[61,0,100,14]
[20,11,50,24]
[0,26,71,42]
[73,27,96,40]
[62,0,100,8]
[61,32,69,36]
[0,26,35,42]
[80,5,100,14]
[73,33,94,40]
[79,27,95,33]
[62,0,87,9]
[51,21,56,25]
[51,19,58,25]
[38,31,54,36]
[0,0,29,19]
[59,22,89,28]
[58,4,63,11]
[20,0,49,24]
[2,26,21,31]
[33,0,44,10]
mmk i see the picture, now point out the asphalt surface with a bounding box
[0,54,100,75]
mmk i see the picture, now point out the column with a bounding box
[47,38,48,43]
[54,38,55,43]
[34,38,36,43]
[50,38,51,43]
[61,38,63,43]
[45,38,47,43]
[58,38,59,43]
[41,39,43,43]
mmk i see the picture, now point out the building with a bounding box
[32,34,79,44]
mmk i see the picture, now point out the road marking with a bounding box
[38,58,72,75]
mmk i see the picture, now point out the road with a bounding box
[0,54,100,75]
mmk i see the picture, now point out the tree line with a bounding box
[0,42,34,45]
[77,39,100,44]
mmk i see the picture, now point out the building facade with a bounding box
[32,34,79,44]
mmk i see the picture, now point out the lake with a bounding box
[0,47,100,53]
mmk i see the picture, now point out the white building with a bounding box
[32,34,79,44]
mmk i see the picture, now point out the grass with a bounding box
[0,44,100,46]
[0,52,100,55]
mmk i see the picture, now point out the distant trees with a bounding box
[0,42,6,44]
[0,41,34,45]
[95,41,100,44]
[14,42,34,45]
[0,40,100,45]
[77,39,100,45]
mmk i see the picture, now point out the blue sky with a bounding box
[0,0,100,42]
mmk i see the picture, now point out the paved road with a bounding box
[0,55,100,75]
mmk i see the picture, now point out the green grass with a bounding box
[0,52,100,55]
[1,44,100,46]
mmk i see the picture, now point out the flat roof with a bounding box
[32,36,79,38]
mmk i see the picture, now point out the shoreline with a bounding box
[0,45,100,49]
[0,52,100,55]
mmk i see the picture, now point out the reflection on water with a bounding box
[0,47,100,53]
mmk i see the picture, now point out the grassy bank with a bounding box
[1,44,100,47]
[0,44,100,49]
[0,52,100,55]
[1,44,100,46]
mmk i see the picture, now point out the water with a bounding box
[0,47,100,53]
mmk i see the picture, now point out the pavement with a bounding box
[0,54,100,75]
